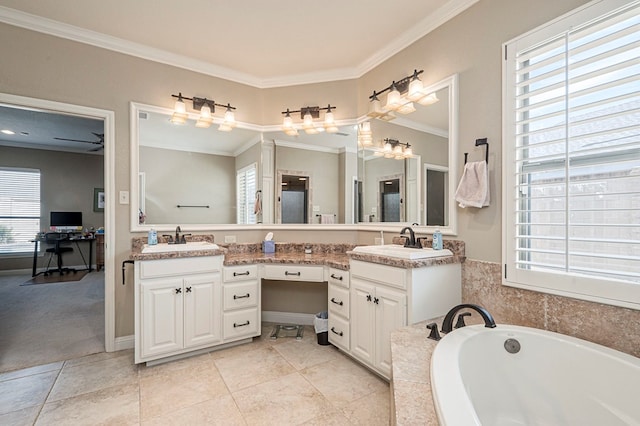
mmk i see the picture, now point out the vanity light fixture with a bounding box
[170,92,237,131]
[372,138,413,160]
[357,121,373,147]
[367,69,439,121]
[281,104,338,135]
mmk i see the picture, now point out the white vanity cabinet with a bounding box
[327,268,350,351]
[222,265,260,340]
[135,256,223,364]
[349,259,461,379]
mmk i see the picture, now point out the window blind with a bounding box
[236,163,257,225]
[0,168,41,254]
[504,0,640,308]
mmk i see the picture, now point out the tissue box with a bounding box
[262,240,275,254]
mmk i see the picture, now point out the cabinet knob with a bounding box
[185,287,192,293]
[366,294,372,302]
[175,288,182,294]
[373,297,379,305]
[330,297,344,306]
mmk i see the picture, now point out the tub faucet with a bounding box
[400,226,420,248]
[441,304,496,334]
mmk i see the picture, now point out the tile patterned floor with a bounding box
[0,324,390,425]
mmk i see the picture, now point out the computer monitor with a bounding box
[50,211,82,231]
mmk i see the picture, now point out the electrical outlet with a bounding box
[119,191,129,204]
[224,235,236,243]
[313,205,320,212]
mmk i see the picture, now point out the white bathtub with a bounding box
[431,324,640,425]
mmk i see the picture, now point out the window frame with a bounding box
[502,0,640,310]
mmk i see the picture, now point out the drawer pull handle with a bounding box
[285,271,301,276]
[233,320,250,328]
[233,271,250,277]
[175,288,182,294]
[330,273,343,281]
[330,297,343,306]
[331,327,343,337]
[185,287,192,293]
[233,293,251,300]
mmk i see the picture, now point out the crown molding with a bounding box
[0,0,478,89]
[355,0,480,76]
[391,116,449,139]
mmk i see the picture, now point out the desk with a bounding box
[31,235,95,277]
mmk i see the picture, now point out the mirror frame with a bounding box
[358,73,458,235]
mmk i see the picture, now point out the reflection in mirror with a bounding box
[132,103,263,227]
[266,129,358,225]
[279,173,310,224]
[358,74,457,233]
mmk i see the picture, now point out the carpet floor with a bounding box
[0,271,105,373]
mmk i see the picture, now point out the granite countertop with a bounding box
[129,238,465,270]
[390,319,440,425]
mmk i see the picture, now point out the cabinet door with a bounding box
[141,277,184,358]
[350,278,376,366]
[183,274,222,349]
[374,285,406,377]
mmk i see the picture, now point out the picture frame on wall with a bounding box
[94,188,105,212]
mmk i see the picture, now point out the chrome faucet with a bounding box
[400,226,420,248]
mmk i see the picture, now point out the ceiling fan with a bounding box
[54,132,104,151]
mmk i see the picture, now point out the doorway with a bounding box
[377,174,404,222]
[0,93,115,370]
[424,163,449,227]
[277,171,311,224]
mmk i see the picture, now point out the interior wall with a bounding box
[140,146,235,224]
[0,145,104,270]
[358,0,591,262]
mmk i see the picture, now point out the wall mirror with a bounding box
[130,103,359,230]
[357,74,458,234]
[265,129,358,225]
[130,103,264,229]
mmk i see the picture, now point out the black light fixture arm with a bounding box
[281,104,336,119]
[171,92,236,112]
[369,69,424,100]
[383,138,411,150]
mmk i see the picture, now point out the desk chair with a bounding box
[44,233,76,276]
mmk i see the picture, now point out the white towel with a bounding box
[455,161,490,208]
[253,191,262,215]
[320,214,335,224]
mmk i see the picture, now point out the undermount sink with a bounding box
[351,244,453,260]
[141,241,220,254]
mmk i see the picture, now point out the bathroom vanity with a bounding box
[130,238,463,376]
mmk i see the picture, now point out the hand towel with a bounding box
[454,161,490,208]
[320,214,335,224]
[253,191,262,215]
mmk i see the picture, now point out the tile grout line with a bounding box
[32,361,66,424]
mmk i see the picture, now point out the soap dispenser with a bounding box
[148,228,157,245]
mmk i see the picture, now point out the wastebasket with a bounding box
[314,311,329,345]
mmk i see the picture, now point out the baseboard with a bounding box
[0,265,99,276]
[262,311,316,325]
[113,335,134,351]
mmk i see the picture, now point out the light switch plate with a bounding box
[313,205,320,212]
[119,191,130,204]
[224,235,236,243]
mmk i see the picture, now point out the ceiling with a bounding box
[0,0,477,87]
[0,1,464,154]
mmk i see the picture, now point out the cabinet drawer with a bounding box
[223,281,259,311]
[223,308,259,340]
[328,284,349,319]
[328,268,349,288]
[138,256,221,279]
[350,260,407,290]
[223,265,258,282]
[262,264,324,282]
[328,315,350,352]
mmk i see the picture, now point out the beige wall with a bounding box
[0,146,104,270]
[140,146,235,224]
[0,0,597,338]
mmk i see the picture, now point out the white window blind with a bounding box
[503,0,640,308]
[0,167,41,255]
[236,163,257,225]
